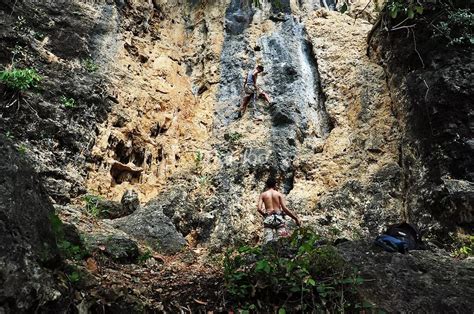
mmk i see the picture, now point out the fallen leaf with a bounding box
[86,258,98,273]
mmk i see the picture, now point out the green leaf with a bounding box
[390,9,398,19]
[306,278,316,286]
[255,260,271,273]
[278,308,286,314]
[414,5,423,14]
[407,8,414,19]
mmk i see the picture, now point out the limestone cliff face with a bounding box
[82,0,405,250]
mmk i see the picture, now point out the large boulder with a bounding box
[112,196,186,254]
[338,241,474,312]
[0,136,66,312]
[84,234,139,263]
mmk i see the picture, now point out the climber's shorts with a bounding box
[244,84,256,96]
[263,214,289,243]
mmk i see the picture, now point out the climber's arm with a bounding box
[279,194,301,226]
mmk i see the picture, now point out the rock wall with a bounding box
[0,136,65,313]
[0,0,119,204]
[370,6,473,236]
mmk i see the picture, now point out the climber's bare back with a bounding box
[261,189,283,214]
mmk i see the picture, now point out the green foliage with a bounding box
[453,235,474,259]
[4,131,14,140]
[83,194,104,217]
[49,213,87,261]
[83,58,99,72]
[0,68,41,91]
[138,249,153,264]
[58,239,85,260]
[198,175,209,186]
[60,96,76,109]
[17,144,27,155]
[386,0,423,19]
[68,271,81,283]
[224,228,365,311]
[194,151,204,173]
[252,0,262,9]
[433,8,474,46]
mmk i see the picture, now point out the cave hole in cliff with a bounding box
[146,154,152,167]
[113,141,146,167]
[110,162,142,185]
[156,147,164,162]
[150,123,168,137]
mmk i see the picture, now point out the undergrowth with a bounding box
[0,67,41,91]
[224,228,371,312]
[50,213,87,261]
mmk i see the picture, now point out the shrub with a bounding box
[138,249,153,264]
[223,228,368,312]
[433,8,474,46]
[0,68,41,91]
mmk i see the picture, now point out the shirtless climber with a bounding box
[238,65,271,118]
[258,176,301,243]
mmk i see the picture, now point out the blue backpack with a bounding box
[374,222,425,253]
[374,235,409,253]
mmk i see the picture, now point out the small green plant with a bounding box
[17,144,27,155]
[453,235,474,259]
[83,194,103,217]
[198,175,210,187]
[49,213,87,261]
[224,132,243,145]
[138,249,153,264]
[194,151,204,173]
[4,131,14,140]
[68,271,81,283]
[58,239,85,260]
[60,96,76,109]
[0,68,41,91]
[83,58,99,72]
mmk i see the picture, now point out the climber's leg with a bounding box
[239,94,252,118]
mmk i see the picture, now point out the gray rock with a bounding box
[84,234,139,263]
[0,136,66,312]
[112,197,186,254]
[95,190,139,219]
[96,199,123,219]
[337,241,474,312]
[121,189,140,215]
